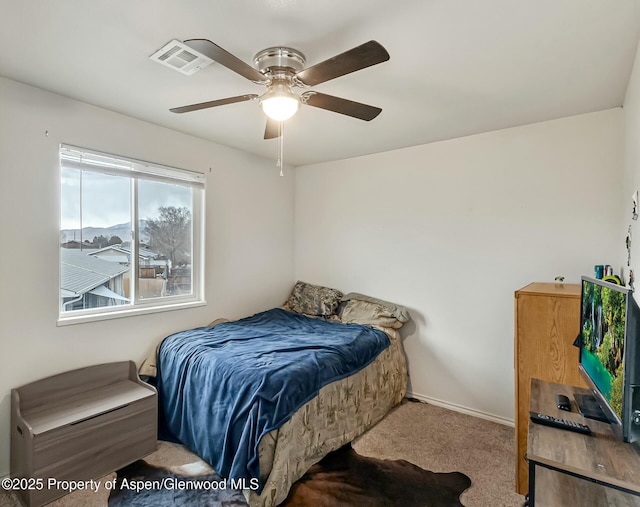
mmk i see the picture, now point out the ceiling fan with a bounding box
[167,39,390,139]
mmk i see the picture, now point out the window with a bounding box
[59,145,205,322]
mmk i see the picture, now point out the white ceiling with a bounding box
[2,0,640,167]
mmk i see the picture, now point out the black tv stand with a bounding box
[574,393,610,423]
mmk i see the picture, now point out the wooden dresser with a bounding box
[514,282,587,495]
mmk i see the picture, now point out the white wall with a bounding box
[0,77,294,477]
[623,41,640,297]
[294,109,623,424]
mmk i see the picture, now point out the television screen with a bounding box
[579,278,627,421]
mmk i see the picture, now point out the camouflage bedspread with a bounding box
[246,326,407,507]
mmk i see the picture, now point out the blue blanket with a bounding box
[156,308,390,489]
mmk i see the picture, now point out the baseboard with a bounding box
[406,391,515,428]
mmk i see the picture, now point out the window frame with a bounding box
[58,144,206,325]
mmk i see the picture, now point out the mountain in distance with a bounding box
[60,220,149,244]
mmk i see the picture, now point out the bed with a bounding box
[151,282,409,507]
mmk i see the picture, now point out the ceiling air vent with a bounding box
[150,40,213,76]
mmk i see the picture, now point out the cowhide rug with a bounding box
[108,445,471,507]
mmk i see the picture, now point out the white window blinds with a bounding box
[59,144,205,189]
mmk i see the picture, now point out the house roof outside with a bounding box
[90,243,161,260]
[61,240,93,249]
[60,248,129,296]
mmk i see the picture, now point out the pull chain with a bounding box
[276,121,284,176]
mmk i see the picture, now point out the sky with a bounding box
[60,168,192,230]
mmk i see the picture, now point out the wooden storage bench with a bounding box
[11,361,157,507]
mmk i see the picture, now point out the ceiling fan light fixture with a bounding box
[260,82,299,121]
[261,95,299,121]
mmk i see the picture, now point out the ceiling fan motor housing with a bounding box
[254,47,306,78]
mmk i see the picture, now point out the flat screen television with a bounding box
[578,276,640,442]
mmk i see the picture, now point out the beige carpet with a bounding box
[353,400,524,507]
[0,399,524,507]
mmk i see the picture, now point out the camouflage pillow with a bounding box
[285,281,343,316]
[341,292,410,322]
[339,299,405,329]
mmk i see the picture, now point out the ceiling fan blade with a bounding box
[301,91,382,121]
[170,94,258,114]
[264,118,281,139]
[184,39,269,84]
[294,40,389,87]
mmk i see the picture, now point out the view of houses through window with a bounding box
[59,145,204,317]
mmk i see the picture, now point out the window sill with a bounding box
[57,299,207,326]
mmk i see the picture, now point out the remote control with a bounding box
[530,412,591,435]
